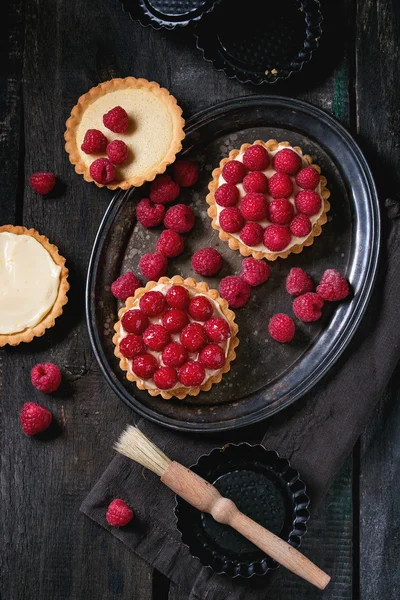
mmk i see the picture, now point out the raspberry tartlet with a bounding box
[113,275,239,400]
[206,139,331,260]
[65,77,185,190]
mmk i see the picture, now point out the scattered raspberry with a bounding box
[106,499,133,527]
[243,171,268,194]
[188,296,214,321]
[242,145,269,171]
[268,314,295,343]
[221,160,247,184]
[103,106,129,133]
[286,268,314,296]
[295,190,321,216]
[139,291,167,317]
[263,225,292,252]
[132,353,159,379]
[316,269,349,301]
[139,252,168,280]
[268,199,294,225]
[204,318,231,343]
[156,230,184,258]
[219,207,244,233]
[273,148,302,175]
[162,308,188,333]
[165,285,189,310]
[90,158,115,185]
[162,342,188,368]
[121,309,149,334]
[199,344,226,370]
[106,139,129,164]
[241,257,271,287]
[29,172,56,195]
[143,324,170,351]
[219,276,251,308]
[295,167,320,190]
[268,172,293,198]
[290,213,312,237]
[293,292,324,322]
[153,366,178,390]
[111,272,141,301]
[136,198,165,228]
[20,402,52,436]
[150,174,180,204]
[240,193,268,221]
[240,222,264,247]
[192,248,222,277]
[180,323,207,352]
[215,183,240,207]
[31,363,61,393]
[120,334,146,359]
[164,204,195,233]
[178,360,206,387]
[81,129,108,154]
[172,160,199,187]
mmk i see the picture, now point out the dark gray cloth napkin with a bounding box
[81,199,400,600]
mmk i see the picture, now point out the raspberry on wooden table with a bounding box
[221,160,247,184]
[103,106,129,133]
[139,252,168,280]
[29,172,56,195]
[132,353,159,379]
[268,314,295,343]
[111,272,141,301]
[90,158,115,185]
[162,342,188,368]
[293,292,324,322]
[162,309,188,333]
[219,276,251,308]
[199,344,226,370]
[295,190,321,216]
[106,499,133,527]
[268,199,294,225]
[31,363,61,393]
[139,291,167,317]
[178,360,206,387]
[290,213,312,237]
[263,224,292,252]
[20,402,52,436]
[316,269,349,301]
[119,334,145,359]
[215,183,239,207]
[286,268,314,296]
[172,160,199,187]
[240,193,268,221]
[240,222,264,247]
[150,174,180,204]
[136,198,165,228]
[164,204,195,233]
[243,171,268,194]
[204,318,231,343]
[273,148,302,175]
[180,322,207,352]
[295,167,320,190]
[121,309,149,334]
[143,324,170,351]
[268,172,293,198]
[241,257,271,287]
[242,145,269,171]
[156,229,184,258]
[188,296,213,321]
[153,366,178,390]
[81,129,108,154]
[192,247,222,277]
[106,140,129,164]
[219,207,244,233]
[165,285,190,310]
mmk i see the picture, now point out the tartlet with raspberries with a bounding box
[113,275,239,400]
[206,139,331,261]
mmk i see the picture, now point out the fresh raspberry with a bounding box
[290,213,312,237]
[221,160,247,184]
[81,129,108,154]
[204,318,231,343]
[139,290,167,317]
[316,269,349,301]
[295,190,321,216]
[293,292,324,322]
[150,174,180,204]
[241,257,271,287]
[20,402,52,436]
[199,344,226,370]
[240,222,264,247]
[30,363,61,393]
[273,148,302,175]
[162,342,188,367]
[219,276,251,308]
[111,272,141,301]
[164,204,195,233]
[106,139,129,164]
[172,160,199,187]
[120,334,145,359]
[153,366,178,390]
[121,309,149,334]
[242,145,269,171]
[90,158,115,185]
[162,308,188,333]
[219,207,244,233]
[143,324,170,351]
[295,167,320,189]
[268,314,295,343]
[243,171,268,194]
[178,361,206,387]
[192,248,223,277]
[139,252,168,280]
[166,285,189,310]
[263,225,292,252]
[106,499,133,527]
[241,193,268,221]
[136,198,165,228]
[188,296,213,321]
[156,230,184,258]
[286,268,314,296]
[215,183,239,207]
[180,323,207,352]
[268,172,293,198]
[268,199,294,225]
[132,353,159,379]
[103,106,129,133]
[29,172,56,195]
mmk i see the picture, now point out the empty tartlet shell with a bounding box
[113,275,239,400]
[0,225,69,346]
[206,139,331,261]
[64,77,185,190]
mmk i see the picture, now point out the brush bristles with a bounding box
[114,425,172,477]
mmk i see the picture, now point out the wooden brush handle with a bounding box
[162,461,330,590]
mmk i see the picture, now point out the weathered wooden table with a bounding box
[1,0,399,598]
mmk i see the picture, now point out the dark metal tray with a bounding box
[86,95,380,433]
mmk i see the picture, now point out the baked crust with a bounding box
[206,139,331,261]
[113,275,239,400]
[0,225,69,346]
[64,77,185,190]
